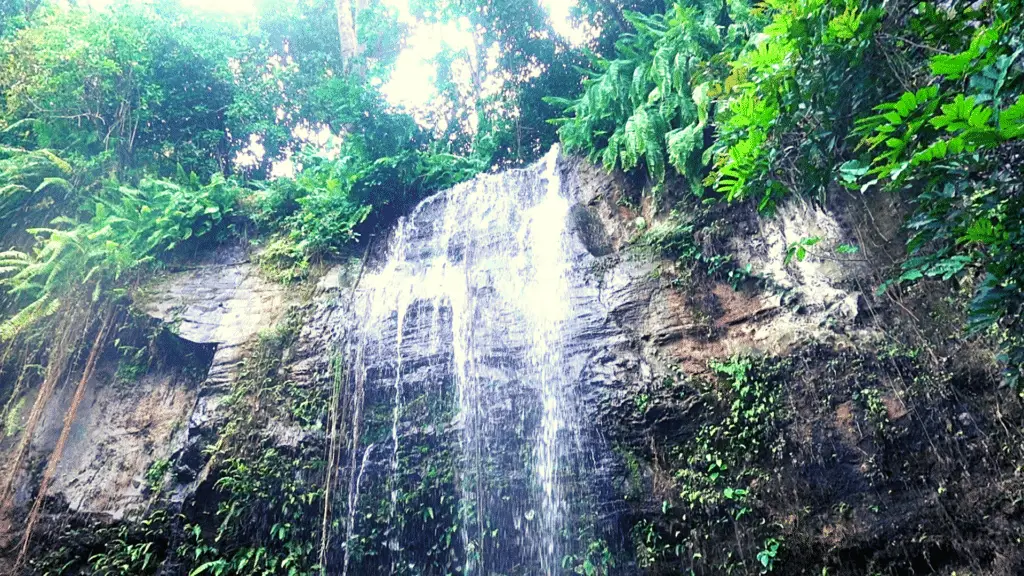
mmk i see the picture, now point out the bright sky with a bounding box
[381,0,588,114]
[177,0,254,13]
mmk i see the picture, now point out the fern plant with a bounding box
[550,0,886,212]
[705,0,884,211]
[0,171,241,338]
[0,146,76,227]
[547,1,731,193]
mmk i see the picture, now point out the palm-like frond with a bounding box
[0,169,242,338]
[547,2,722,185]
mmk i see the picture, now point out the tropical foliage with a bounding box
[4,0,1024,573]
[549,2,727,191]
[0,1,241,176]
[0,145,76,230]
[0,168,241,338]
[850,4,1024,385]
[551,0,1024,385]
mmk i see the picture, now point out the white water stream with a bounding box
[345,147,590,574]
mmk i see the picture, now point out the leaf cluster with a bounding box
[0,163,241,338]
[848,3,1024,385]
[549,1,728,192]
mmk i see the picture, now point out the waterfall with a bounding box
[343,147,612,575]
[529,151,575,575]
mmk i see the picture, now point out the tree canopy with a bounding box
[0,0,1021,380]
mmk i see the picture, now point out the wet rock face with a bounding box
[293,150,889,575]
[319,151,662,574]
[8,150,1019,575]
[142,248,293,498]
[0,247,288,529]
[0,327,215,547]
[140,245,289,388]
[27,343,212,520]
[316,151,1024,576]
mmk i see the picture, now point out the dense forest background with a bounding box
[0,0,1022,574]
[0,0,1020,381]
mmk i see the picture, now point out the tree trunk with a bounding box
[336,0,359,72]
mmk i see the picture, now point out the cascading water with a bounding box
[339,147,618,575]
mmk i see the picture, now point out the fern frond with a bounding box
[0,296,51,340]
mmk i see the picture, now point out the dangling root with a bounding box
[0,304,86,517]
[13,306,114,570]
[0,335,40,440]
[319,352,346,574]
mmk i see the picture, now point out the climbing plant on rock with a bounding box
[850,3,1024,386]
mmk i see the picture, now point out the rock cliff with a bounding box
[2,151,1021,575]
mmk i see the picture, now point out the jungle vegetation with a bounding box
[0,0,1016,384]
[0,0,1022,573]
[549,0,1024,386]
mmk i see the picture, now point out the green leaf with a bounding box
[959,219,1000,244]
[895,92,918,117]
[898,269,924,283]
[929,26,997,79]
[189,560,227,576]
[838,160,869,187]
[926,255,972,280]
[999,95,1024,138]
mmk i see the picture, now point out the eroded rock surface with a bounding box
[141,245,288,387]
[5,151,1021,575]
[140,247,292,498]
[34,363,203,519]
[3,247,289,525]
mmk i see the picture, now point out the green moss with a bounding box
[144,458,170,493]
[616,445,645,501]
[254,234,310,284]
[4,396,24,437]
[115,345,151,384]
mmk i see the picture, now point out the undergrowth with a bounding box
[625,354,789,574]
